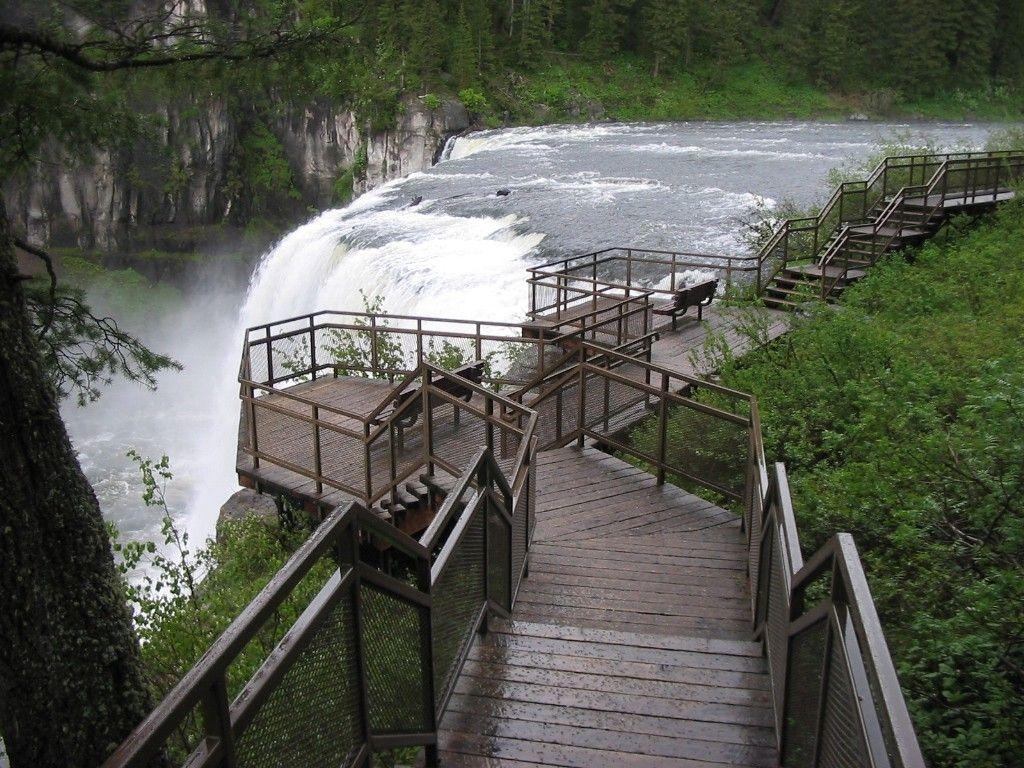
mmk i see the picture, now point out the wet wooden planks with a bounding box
[649,305,789,378]
[437,447,774,766]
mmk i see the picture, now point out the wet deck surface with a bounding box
[649,306,789,378]
[436,446,776,767]
[237,305,789,509]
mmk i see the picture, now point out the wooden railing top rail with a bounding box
[756,149,1024,292]
[817,152,1024,299]
[101,501,428,768]
[528,245,756,274]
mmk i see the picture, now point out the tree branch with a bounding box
[13,235,57,335]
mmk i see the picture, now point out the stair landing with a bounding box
[436,446,776,767]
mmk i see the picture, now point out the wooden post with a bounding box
[309,315,317,380]
[363,423,372,503]
[265,326,274,385]
[313,404,322,494]
[657,373,669,485]
[201,676,237,768]
[423,368,434,475]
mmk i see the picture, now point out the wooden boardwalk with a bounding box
[436,446,775,766]
[237,305,789,511]
[649,306,789,377]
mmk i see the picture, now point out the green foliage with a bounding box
[113,452,330,757]
[325,291,406,378]
[24,277,180,405]
[421,93,443,110]
[457,87,490,117]
[715,200,1024,767]
[231,120,301,219]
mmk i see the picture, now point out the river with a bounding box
[60,120,1002,552]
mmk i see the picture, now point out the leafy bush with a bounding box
[457,87,489,117]
[716,200,1024,767]
[113,453,329,759]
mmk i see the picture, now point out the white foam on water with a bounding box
[182,185,546,542]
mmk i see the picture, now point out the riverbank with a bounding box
[482,58,1024,125]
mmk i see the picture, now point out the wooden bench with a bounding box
[372,361,485,442]
[652,279,718,330]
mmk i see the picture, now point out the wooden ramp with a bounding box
[436,446,776,767]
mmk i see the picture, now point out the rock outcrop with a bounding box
[6,95,471,253]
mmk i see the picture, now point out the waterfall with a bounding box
[183,171,546,541]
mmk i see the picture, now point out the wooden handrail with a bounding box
[757,150,1024,295]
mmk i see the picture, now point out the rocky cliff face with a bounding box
[6,95,470,252]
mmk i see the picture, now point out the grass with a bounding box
[486,57,1024,125]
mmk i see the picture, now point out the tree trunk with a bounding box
[0,195,152,767]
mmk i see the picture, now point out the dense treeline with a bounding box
[341,0,1024,104]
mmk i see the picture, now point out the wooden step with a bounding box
[781,264,866,282]
[846,224,927,239]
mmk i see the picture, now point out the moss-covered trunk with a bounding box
[0,196,152,767]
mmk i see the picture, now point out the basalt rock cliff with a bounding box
[5,95,470,254]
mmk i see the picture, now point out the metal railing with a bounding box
[240,305,648,397]
[505,340,926,768]
[528,247,754,319]
[756,149,1024,294]
[105,430,536,768]
[818,152,1024,299]
[238,359,535,513]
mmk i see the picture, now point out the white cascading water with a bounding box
[183,171,546,541]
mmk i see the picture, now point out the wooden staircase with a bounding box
[759,151,1024,310]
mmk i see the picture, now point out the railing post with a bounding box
[313,404,323,494]
[247,380,260,470]
[656,373,669,485]
[369,315,379,374]
[423,368,435,475]
[265,327,274,385]
[348,521,374,758]
[576,353,586,448]
[200,675,237,768]
[363,423,372,503]
[485,395,494,455]
[309,315,317,380]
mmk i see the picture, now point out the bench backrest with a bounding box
[674,279,718,309]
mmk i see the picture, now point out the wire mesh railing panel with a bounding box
[663,403,749,498]
[511,483,529,598]
[317,425,367,496]
[270,328,315,386]
[252,402,314,472]
[765,528,790,738]
[359,583,433,736]
[581,369,652,437]
[818,632,870,768]
[528,375,581,449]
[235,590,363,768]
[431,509,486,704]
[782,616,830,767]
[486,503,512,612]
[366,421,425,503]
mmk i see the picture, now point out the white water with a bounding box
[62,120,1005,551]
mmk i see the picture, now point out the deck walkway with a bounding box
[436,446,776,767]
[237,305,790,510]
[649,305,788,377]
